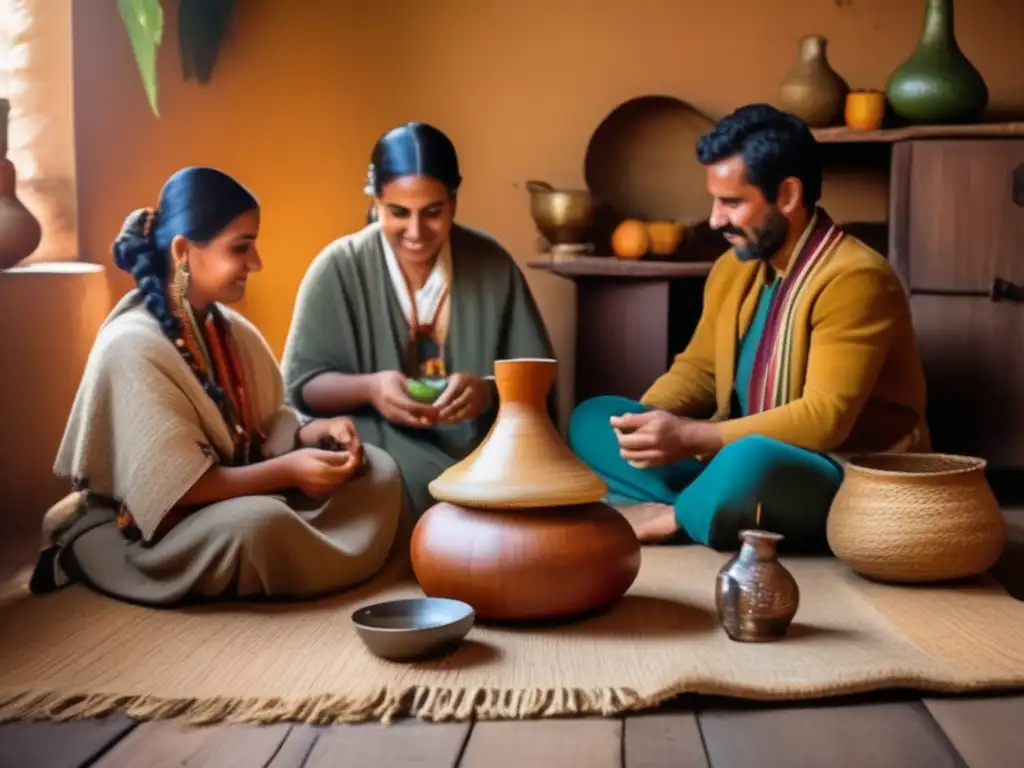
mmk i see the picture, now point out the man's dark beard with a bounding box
[716,208,789,262]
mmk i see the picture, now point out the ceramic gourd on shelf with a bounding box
[0,98,42,269]
[777,35,850,127]
[886,0,988,124]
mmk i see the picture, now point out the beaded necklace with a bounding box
[396,263,449,380]
[169,292,263,465]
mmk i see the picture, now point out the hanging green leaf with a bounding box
[118,0,165,117]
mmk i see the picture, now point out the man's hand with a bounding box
[609,410,722,468]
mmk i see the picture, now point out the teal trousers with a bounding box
[567,395,843,552]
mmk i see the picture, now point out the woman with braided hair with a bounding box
[30,166,404,606]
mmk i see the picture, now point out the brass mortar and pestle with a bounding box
[526,180,598,253]
[715,504,800,642]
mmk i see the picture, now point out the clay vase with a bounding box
[427,358,607,508]
[777,35,850,128]
[411,358,642,621]
[0,99,42,269]
[886,0,988,124]
[715,530,799,642]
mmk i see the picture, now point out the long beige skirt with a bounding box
[31,444,406,606]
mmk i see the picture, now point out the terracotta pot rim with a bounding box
[844,452,987,478]
[494,357,557,365]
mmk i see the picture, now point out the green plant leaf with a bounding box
[118,0,164,117]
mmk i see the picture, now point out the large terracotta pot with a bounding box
[827,453,1006,583]
[777,35,850,128]
[0,98,42,269]
[412,358,641,621]
[411,501,641,621]
[885,0,988,124]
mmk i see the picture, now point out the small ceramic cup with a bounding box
[844,90,886,131]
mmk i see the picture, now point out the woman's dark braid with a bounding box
[113,208,228,410]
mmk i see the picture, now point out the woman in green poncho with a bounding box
[281,122,556,519]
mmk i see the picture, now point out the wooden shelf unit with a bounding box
[527,255,714,280]
[811,121,1024,144]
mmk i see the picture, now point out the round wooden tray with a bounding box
[584,95,715,223]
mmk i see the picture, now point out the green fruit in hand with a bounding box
[406,377,448,403]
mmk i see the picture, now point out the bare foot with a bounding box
[616,502,680,544]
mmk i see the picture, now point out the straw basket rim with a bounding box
[843,452,987,479]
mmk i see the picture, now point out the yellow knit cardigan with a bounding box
[641,235,930,454]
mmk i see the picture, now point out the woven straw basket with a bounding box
[826,453,1007,583]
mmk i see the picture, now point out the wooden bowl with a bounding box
[351,597,475,661]
[584,95,715,222]
[411,501,641,621]
[827,453,1007,583]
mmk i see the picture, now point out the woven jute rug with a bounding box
[2,546,1023,725]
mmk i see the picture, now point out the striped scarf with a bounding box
[746,208,846,414]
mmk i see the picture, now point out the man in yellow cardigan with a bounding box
[568,103,929,551]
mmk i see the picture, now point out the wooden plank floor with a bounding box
[1,511,1021,767]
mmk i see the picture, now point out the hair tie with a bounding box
[364,163,380,196]
[141,207,157,240]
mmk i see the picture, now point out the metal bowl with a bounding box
[527,180,598,245]
[351,597,475,662]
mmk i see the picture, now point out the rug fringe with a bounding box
[2,674,1021,726]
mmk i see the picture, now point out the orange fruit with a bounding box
[646,220,683,256]
[611,219,649,259]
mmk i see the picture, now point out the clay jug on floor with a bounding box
[427,358,607,508]
[715,529,800,642]
[777,35,849,128]
[0,99,42,269]
[886,0,988,124]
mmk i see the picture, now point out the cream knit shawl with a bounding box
[54,291,302,542]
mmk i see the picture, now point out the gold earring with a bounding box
[175,260,190,301]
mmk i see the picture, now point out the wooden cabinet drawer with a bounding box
[892,139,1024,293]
[911,294,1024,468]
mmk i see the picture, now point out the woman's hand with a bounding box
[434,373,492,424]
[284,448,361,498]
[301,416,364,466]
[369,371,439,428]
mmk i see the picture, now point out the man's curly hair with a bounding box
[696,103,822,209]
